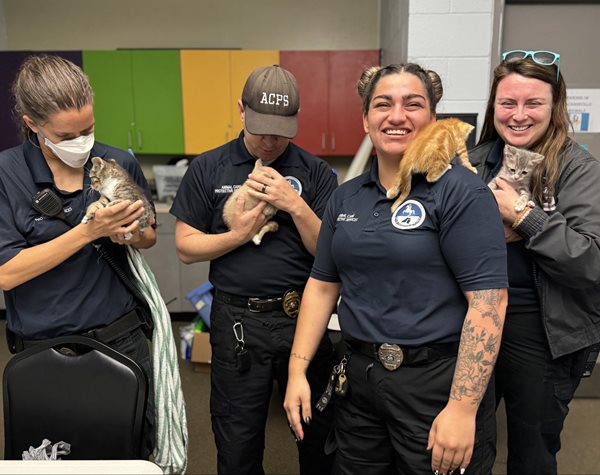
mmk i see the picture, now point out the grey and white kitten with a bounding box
[488,144,545,212]
[82,156,155,238]
[222,159,278,245]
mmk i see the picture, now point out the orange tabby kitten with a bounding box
[223,159,278,245]
[387,118,476,212]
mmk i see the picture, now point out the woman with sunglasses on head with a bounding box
[284,63,509,475]
[469,50,600,474]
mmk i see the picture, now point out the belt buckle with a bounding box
[247,298,261,313]
[377,343,404,371]
[283,290,300,318]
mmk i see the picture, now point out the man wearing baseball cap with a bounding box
[171,65,337,475]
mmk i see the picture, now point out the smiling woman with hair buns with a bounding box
[284,62,509,475]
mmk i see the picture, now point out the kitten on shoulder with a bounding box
[82,156,155,239]
[387,118,476,212]
[222,159,278,246]
[488,144,544,212]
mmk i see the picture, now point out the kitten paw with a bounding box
[252,235,262,246]
[124,232,133,240]
[81,216,91,224]
[386,188,399,199]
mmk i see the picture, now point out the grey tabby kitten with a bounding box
[82,156,155,238]
[488,144,545,211]
[222,159,278,245]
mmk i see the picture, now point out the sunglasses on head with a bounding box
[502,50,560,80]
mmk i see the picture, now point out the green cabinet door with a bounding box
[83,50,184,154]
[82,50,135,151]
[131,50,184,154]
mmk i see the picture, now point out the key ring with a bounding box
[233,321,245,350]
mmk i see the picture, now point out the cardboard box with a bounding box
[191,332,212,364]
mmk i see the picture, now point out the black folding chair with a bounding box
[3,335,147,460]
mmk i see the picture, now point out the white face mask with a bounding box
[39,130,95,168]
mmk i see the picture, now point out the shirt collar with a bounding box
[357,157,386,194]
[24,135,101,188]
[24,136,53,185]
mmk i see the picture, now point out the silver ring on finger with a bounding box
[262,184,268,194]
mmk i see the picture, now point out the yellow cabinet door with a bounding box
[181,50,231,155]
[181,50,279,155]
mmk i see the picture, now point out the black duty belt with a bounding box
[11,308,146,353]
[346,339,460,371]
[81,308,146,343]
[214,289,301,318]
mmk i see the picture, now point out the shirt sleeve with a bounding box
[437,173,508,291]
[0,178,25,266]
[308,161,338,219]
[170,156,214,232]
[310,191,341,282]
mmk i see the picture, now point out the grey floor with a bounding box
[1,320,599,474]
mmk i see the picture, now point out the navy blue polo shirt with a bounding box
[170,132,338,296]
[0,138,153,339]
[312,159,508,345]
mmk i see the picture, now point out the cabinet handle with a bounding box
[321,133,326,150]
[331,133,336,151]
[137,130,143,150]
[127,131,133,150]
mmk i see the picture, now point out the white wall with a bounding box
[405,0,500,138]
[2,0,378,51]
[0,0,7,50]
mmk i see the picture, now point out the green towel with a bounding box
[127,247,188,474]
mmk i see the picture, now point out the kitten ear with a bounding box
[504,144,517,157]
[460,121,474,138]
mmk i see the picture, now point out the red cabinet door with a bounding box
[328,50,380,156]
[279,51,329,156]
[280,49,380,157]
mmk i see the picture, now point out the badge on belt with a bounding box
[282,290,300,318]
[377,343,404,371]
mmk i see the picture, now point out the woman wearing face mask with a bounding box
[284,63,508,475]
[0,55,157,457]
[469,50,600,474]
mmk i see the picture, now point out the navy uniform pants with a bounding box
[331,351,496,475]
[209,296,336,475]
[494,309,590,475]
[108,326,155,459]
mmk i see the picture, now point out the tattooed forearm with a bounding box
[450,288,506,405]
[450,318,500,404]
[470,289,503,328]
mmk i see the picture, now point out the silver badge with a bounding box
[377,343,404,371]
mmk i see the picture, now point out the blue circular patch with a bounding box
[285,176,302,195]
[391,200,426,230]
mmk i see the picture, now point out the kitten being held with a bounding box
[387,118,476,212]
[82,156,155,240]
[488,144,544,212]
[223,159,278,245]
